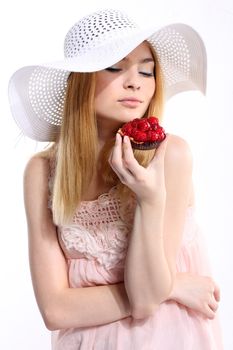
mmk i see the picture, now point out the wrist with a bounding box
[167,273,182,303]
[136,196,166,210]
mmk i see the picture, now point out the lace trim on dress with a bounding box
[59,221,130,269]
[58,187,136,269]
[47,156,136,269]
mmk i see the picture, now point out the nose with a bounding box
[123,69,141,91]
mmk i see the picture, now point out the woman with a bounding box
[8,8,223,349]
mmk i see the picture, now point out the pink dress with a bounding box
[51,186,223,350]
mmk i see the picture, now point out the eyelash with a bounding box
[105,67,121,73]
[141,72,154,77]
[105,67,154,77]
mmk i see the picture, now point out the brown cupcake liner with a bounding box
[131,140,161,150]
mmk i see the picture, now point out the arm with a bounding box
[24,155,131,331]
[109,134,193,318]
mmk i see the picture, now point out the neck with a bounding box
[97,119,121,148]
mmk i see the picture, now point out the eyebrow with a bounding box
[122,57,154,64]
[140,58,154,64]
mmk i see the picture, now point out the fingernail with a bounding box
[116,133,120,142]
[123,136,128,143]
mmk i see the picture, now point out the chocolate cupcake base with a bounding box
[131,140,161,150]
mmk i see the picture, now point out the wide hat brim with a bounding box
[8,22,207,142]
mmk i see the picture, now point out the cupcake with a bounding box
[118,116,166,150]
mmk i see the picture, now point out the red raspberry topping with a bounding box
[122,123,133,135]
[131,130,147,142]
[119,116,166,144]
[147,116,159,126]
[147,130,159,142]
[137,120,150,132]
[131,118,140,128]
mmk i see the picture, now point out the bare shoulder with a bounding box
[163,134,194,207]
[24,153,55,231]
[23,154,51,211]
[24,154,50,187]
[165,134,193,170]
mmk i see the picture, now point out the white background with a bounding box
[1,0,233,349]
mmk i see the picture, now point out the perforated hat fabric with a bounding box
[8,9,207,142]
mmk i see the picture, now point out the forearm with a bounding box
[124,201,172,318]
[43,282,131,330]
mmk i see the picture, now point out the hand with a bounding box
[108,133,169,205]
[169,272,220,319]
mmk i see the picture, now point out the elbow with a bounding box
[131,285,173,320]
[42,306,61,331]
[131,303,159,320]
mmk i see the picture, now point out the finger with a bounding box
[213,282,221,302]
[108,134,124,176]
[209,297,219,313]
[109,134,134,183]
[204,304,216,320]
[122,136,142,175]
[109,133,126,172]
[109,132,122,164]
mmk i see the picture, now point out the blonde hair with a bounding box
[48,44,165,225]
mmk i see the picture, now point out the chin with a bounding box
[120,111,145,122]
[97,111,146,127]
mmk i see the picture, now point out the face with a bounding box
[95,42,156,128]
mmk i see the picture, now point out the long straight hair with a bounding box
[50,44,164,225]
[52,72,98,224]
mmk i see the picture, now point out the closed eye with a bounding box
[140,71,154,77]
[105,67,122,73]
[105,67,155,77]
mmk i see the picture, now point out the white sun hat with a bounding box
[8,8,207,142]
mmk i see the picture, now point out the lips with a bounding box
[118,97,142,103]
[118,97,142,108]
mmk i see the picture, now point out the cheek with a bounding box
[94,82,115,113]
[152,80,156,95]
[95,87,113,107]
[95,79,106,98]
[147,80,156,100]
[95,78,116,102]
[95,72,110,96]
[95,72,119,96]
[95,84,108,110]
